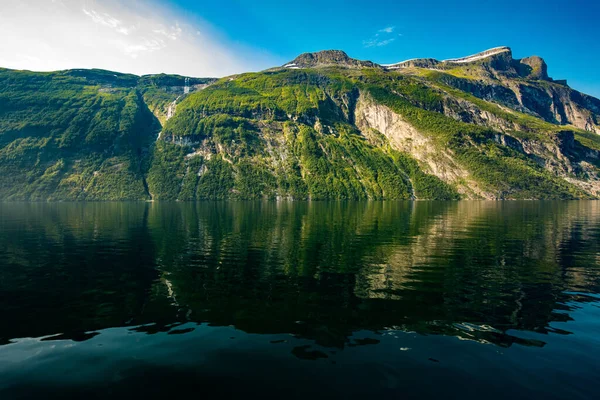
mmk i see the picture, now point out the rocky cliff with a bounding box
[283,50,380,69]
[386,47,599,134]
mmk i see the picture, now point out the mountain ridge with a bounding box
[0,46,599,201]
[283,46,560,82]
[271,46,599,137]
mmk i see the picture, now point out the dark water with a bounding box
[1,201,599,399]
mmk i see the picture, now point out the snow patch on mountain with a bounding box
[442,47,511,64]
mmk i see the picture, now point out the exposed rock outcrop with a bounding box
[519,56,549,80]
[354,93,493,199]
[385,58,440,69]
[284,50,380,69]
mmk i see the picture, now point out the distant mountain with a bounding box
[1,47,599,200]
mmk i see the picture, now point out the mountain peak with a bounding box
[519,55,549,80]
[284,50,379,69]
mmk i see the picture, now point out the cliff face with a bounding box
[0,47,599,200]
[388,47,600,134]
[284,50,380,69]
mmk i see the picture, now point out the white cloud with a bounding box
[0,0,278,77]
[363,37,396,48]
[363,26,399,48]
[83,8,122,31]
[153,24,182,41]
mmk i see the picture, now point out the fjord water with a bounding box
[0,201,599,399]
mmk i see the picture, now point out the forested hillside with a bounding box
[0,68,212,200]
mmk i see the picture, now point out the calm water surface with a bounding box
[0,201,599,399]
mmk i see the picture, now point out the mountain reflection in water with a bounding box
[0,201,599,399]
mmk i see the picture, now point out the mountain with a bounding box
[1,47,599,200]
[385,47,600,133]
[0,68,214,200]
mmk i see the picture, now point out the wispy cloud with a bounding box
[83,8,126,33]
[81,5,195,58]
[121,39,166,58]
[363,26,400,48]
[0,0,277,77]
[363,37,396,48]
[153,24,182,41]
[378,26,395,34]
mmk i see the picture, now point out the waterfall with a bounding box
[166,96,181,120]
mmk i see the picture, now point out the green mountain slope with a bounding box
[150,49,600,200]
[0,68,213,200]
[1,47,599,201]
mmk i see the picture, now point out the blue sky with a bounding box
[2,0,599,97]
[171,0,600,97]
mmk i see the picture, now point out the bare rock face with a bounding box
[446,47,517,74]
[519,56,549,80]
[552,130,576,153]
[285,50,380,69]
[354,93,493,199]
[388,47,599,134]
[516,83,600,133]
[388,58,440,69]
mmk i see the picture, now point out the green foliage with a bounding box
[0,68,158,200]
[179,156,203,200]
[574,130,600,152]
[138,75,216,124]
[164,70,356,137]
[149,116,460,200]
[234,160,278,198]
[83,157,149,201]
[138,74,213,88]
[196,156,235,199]
[147,141,187,200]
[393,152,459,200]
